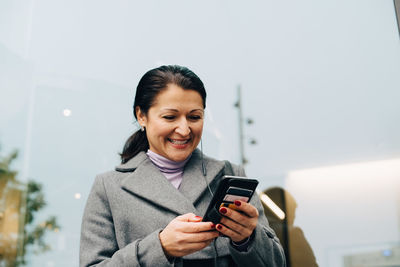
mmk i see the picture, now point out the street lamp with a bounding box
[234,85,257,167]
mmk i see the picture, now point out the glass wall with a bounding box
[1,1,399,266]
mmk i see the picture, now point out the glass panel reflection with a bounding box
[262,158,400,267]
[262,187,318,267]
[0,150,25,266]
[0,150,59,267]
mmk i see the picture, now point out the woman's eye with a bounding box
[189,115,202,121]
[163,116,175,120]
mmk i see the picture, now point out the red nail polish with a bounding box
[195,216,202,219]
[234,200,241,206]
[217,224,223,230]
[211,224,215,229]
[220,207,227,214]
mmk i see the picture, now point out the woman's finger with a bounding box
[183,231,219,243]
[176,213,202,222]
[219,216,252,237]
[217,203,258,242]
[231,200,259,218]
[219,206,252,228]
[177,221,216,233]
[215,223,244,243]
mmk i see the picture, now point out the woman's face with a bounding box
[136,84,204,162]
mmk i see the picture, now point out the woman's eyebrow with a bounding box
[160,108,179,112]
[159,108,204,113]
[190,109,204,113]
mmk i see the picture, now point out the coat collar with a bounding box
[179,149,225,205]
[115,149,225,216]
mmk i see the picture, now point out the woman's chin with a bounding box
[165,149,193,162]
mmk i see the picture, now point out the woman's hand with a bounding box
[159,213,219,258]
[216,200,259,243]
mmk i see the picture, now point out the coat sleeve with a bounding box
[79,176,173,267]
[228,165,287,267]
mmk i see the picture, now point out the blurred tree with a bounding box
[0,146,60,266]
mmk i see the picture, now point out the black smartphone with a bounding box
[202,175,259,224]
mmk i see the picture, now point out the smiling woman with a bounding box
[120,65,207,164]
[79,65,285,267]
[136,84,204,162]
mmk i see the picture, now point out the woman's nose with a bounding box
[175,119,190,136]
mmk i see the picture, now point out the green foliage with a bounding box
[24,181,46,225]
[0,149,18,180]
[0,146,60,266]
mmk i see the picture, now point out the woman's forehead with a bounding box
[151,84,203,107]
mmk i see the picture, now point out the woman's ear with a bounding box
[135,107,146,127]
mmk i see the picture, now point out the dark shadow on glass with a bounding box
[394,0,400,36]
[262,187,318,267]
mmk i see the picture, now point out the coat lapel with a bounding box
[179,150,225,205]
[118,152,197,215]
[116,150,225,216]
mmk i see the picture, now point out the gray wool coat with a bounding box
[80,149,286,267]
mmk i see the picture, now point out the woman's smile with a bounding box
[168,138,190,146]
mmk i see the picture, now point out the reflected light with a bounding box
[258,190,286,220]
[382,249,392,257]
[63,109,72,117]
[74,193,81,199]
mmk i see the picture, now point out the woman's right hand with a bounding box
[159,213,219,258]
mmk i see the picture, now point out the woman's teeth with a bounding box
[169,139,189,145]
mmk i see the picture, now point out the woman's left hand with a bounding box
[215,200,259,243]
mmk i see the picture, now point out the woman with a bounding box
[80,65,285,266]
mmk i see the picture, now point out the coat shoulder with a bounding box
[94,170,129,188]
[199,151,245,177]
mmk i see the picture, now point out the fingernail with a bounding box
[211,224,215,229]
[220,207,227,214]
[217,224,223,230]
[195,216,202,219]
[234,200,241,206]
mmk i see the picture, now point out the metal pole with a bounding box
[237,85,246,166]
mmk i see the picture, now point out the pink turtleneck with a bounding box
[146,150,191,189]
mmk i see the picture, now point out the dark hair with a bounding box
[120,65,207,163]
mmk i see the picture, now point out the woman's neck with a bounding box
[146,150,191,188]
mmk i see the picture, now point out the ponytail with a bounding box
[120,130,149,164]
